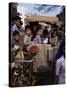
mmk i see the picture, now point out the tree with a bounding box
[56,6,65,22]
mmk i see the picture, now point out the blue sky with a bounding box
[17,3,63,18]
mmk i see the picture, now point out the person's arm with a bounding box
[24,41,33,45]
[15,51,24,60]
[24,35,33,45]
[21,51,25,60]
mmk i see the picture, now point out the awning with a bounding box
[25,15,59,24]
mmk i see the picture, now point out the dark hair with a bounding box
[31,25,42,41]
[43,29,48,38]
[51,30,58,37]
[14,16,21,21]
[59,27,63,31]
[20,21,23,25]
[25,25,33,33]
[13,31,19,36]
[36,25,42,32]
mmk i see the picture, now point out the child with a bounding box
[11,16,21,33]
[50,30,58,46]
[23,25,34,57]
[33,26,43,44]
[11,16,21,41]
[11,31,20,49]
[24,25,33,45]
[11,31,24,62]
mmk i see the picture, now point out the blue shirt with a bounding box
[33,35,42,44]
[24,34,32,43]
[11,24,19,32]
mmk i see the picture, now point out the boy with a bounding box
[11,31,24,62]
[24,25,33,45]
[11,16,21,33]
[23,25,34,59]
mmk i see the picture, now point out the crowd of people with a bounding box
[10,16,65,86]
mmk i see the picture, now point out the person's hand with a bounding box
[11,62,15,68]
[14,45,20,50]
[28,41,34,44]
[11,47,16,52]
[11,45,20,52]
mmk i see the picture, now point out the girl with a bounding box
[33,26,43,44]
